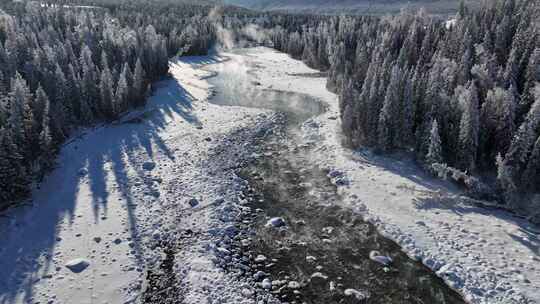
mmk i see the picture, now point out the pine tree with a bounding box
[53,64,70,130]
[8,73,34,151]
[80,45,99,116]
[519,48,539,117]
[100,59,115,119]
[133,57,146,106]
[0,128,29,201]
[521,135,540,192]
[426,119,443,165]
[378,65,402,151]
[115,65,129,115]
[400,71,414,148]
[38,87,53,169]
[458,82,480,172]
[66,63,82,121]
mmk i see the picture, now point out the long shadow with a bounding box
[413,195,540,247]
[0,56,211,303]
[508,230,540,255]
[351,149,456,192]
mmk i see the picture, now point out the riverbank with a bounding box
[239,46,538,304]
[0,47,537,304]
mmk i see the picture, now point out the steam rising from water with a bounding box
[209,6,273,51]
[206,50,325,123]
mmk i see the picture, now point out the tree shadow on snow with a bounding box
[0,57,208,303]
[350,149,458,192]
[350,148,539,257]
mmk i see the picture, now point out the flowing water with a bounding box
[206,49,465,304]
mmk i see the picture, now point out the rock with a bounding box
[65,258,90,273]
[310,272,328,286]
[344,288,368,301]
[93,237,102,243]
[113,238,122,245]
[188,198,199,207]
[262,278,272,290]
[142,162,156,171]
[328,170,344,178]
[254,255,267,263]
[254,271,266,281]
[369,251,392,266]
[78,168,88,177]
[415,221,427,226]
[266,217,286,228]
[216,247,231,256]
[306,256,317,263]
[224,225,239,237]
[204,137,212,142]
[287,281,301,289]
[241,288,255,297]
[322,226,334,235]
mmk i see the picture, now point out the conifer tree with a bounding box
[426,119,443,165]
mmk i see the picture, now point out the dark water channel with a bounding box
[207,50,466,304]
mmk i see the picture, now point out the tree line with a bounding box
[263,0,539,215]
[0,1,218,208]
[1,0,538,219]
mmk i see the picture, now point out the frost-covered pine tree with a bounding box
[426,119,443,165]
[519,48,539,116]
[0,127,29,201]
[133,57,146,106]
[458,82,480,171]
[37,86,53,169]
[115,65,129,115]
[8,73,34,150]
[521,136,540,192]
[99,55,115,119]
[378,65,402,151]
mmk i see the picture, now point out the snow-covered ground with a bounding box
[0,47,538,304]
[240,47,539,304]
[0,54,273,304]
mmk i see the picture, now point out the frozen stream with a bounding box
[205,49,466,303]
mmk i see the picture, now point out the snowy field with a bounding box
[0,47,538,304]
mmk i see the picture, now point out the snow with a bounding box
[0,54,272,304]
[242,46,539,304]
[0,45,538,304]
[446,18,457,29]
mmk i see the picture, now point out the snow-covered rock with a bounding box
[265,217,286,228]
[287,281,301,289]
[254,255,267,263]
[344,288,368,300]
[309,272,328,286]
[65,258,90,273]
[261,278,272,290]
[369,251,392,266]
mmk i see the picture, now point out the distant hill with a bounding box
[223,0,479,15]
